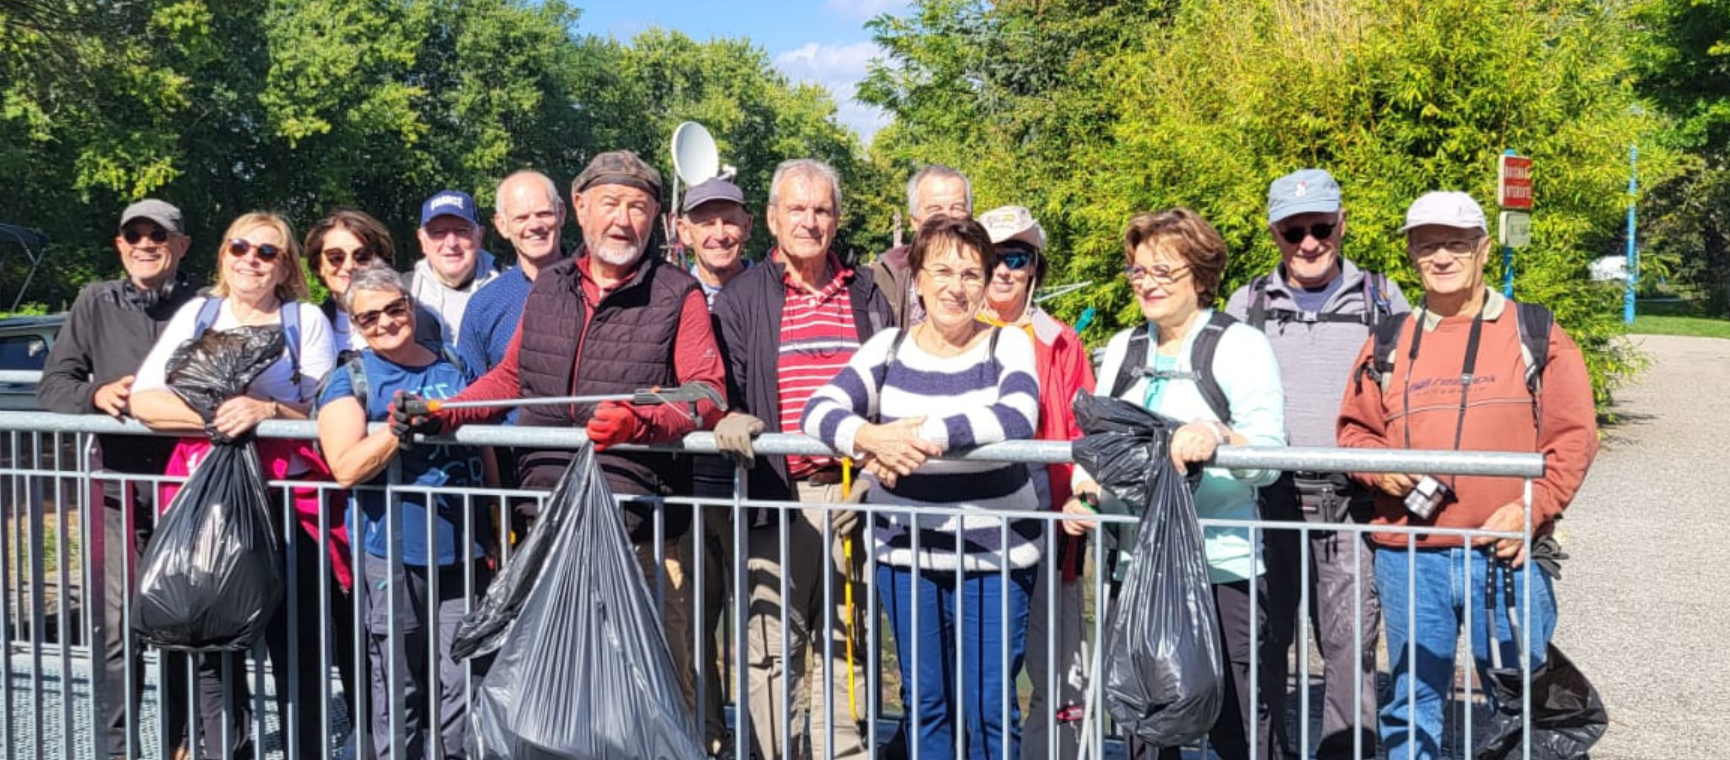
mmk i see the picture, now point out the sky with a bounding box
[572,0,910,142]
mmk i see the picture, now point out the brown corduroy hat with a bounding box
[572,150,664,200]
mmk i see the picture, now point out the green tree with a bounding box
[863,0,1662,402]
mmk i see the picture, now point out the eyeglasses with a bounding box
[353,297,412,332]
[1411,237,1483,260]
[998,251,1034,271]
[1279,222,1337,244]
[122,227,170,245]
[1123,263,1191,285]
[323,247,376,268]
[227,238,282,262]
[922,266,987,288]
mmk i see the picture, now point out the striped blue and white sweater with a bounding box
[802,326,1042,572]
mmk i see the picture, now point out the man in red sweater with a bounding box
[1336,191,1598,760]
[413,149,726,719]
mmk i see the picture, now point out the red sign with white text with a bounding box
[1499,155,1533,210]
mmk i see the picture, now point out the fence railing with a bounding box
[0,411,1546,760]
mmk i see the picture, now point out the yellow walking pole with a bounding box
[841,458,861,724]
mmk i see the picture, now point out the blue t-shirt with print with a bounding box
[317,348,490,566]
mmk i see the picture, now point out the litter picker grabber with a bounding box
[402,382,727,423]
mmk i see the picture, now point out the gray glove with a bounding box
[832,477,871,536]
[714,413,766,468]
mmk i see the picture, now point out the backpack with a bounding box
[1245,270,1393,331]
[1357,300,1554,405]
[311,341,468,421]
[193,296,302,385]
[1106,310,1238,424]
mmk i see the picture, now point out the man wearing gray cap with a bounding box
[39,198,200,759]
[424,149,726,725]
[679,176,754,303]
[1338,191,1597,760]
[1223,169,1409,760]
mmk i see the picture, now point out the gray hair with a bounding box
[768,158,843,218]
[496,169,562,213]
[906,164,973,218]
[341,264,411,314]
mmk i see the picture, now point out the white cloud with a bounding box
[824,0,911,21]
[774,42,893,143]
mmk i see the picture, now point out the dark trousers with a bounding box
[97,483,191,758]
[1260,478,1380,760]
[184,517,359,759]
[1124,579,1275,760]
[362,559,487,760]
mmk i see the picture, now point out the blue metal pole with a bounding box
[1625,145,1638,325]
[1503,149,1517,298]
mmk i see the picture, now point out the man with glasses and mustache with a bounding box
[409,149,725,726]
[411,189,500,346]
[1337,192,1597,760]
[38,198,200,760]
[1222,169,1409,760]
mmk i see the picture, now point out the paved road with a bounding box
[1552,334,1730,760]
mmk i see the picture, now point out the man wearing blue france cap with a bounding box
[412,188,499,345]
[1224,168,1410,760]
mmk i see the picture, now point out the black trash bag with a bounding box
[132,442,285,650]
[165,325,286,427]
[467,445,705,760]
[450,444,584,661]
[1477,562,1607,760]
[1072,393,1225,748]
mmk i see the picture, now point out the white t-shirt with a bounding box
[134,296,337,405]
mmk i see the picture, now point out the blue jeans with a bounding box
[1374,546,1557,760]
[878,564,1036,760]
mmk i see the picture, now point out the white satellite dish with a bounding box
[670,121,719,186]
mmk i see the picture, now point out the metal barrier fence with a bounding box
[0,411,1546,760]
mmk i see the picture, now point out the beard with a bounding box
[589,236,645,268]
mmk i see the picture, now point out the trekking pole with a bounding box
[841,457,862,725]
[401,382,726,422]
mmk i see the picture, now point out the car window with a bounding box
[0,334,51,371]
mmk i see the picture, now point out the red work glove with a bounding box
[586,401,643,450]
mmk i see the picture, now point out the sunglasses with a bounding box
[323,247,376,268]
[227,238,282,262]
[122,227,171,245]
[998,250,1034,271]
[1279,222,1337,244]
[353,296,412,332]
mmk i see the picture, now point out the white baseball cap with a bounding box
[1400,191,1488,233]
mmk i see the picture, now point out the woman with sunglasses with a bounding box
[316,264,490,760]
[1070,208,1286,760]
[974,205,1098,760]
[803,215,1042,760]
[306,208,395,356]
[131,211,341,760]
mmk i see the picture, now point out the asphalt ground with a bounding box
[1549,334,1730,759]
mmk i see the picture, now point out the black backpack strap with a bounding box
[1246,275,1270,331]
[1189,310,1236,424]
[1357,311,1410,391]
[1514,301,1552,398]
[1108,324,1150,399]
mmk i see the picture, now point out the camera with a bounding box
[1404,476,1452,520]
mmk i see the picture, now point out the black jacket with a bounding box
[709,258,893,502]
[38,275,199,473]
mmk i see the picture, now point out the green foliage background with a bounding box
[860,0,1670,403]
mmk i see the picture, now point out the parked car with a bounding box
[0,314,62,411]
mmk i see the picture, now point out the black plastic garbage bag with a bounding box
[165,325,286,425]
[1072,393,1224,748]
[1477,563,1607,760]
[132,442,285,650]
[466,445,705,760]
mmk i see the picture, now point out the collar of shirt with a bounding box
[779,250,852,300]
